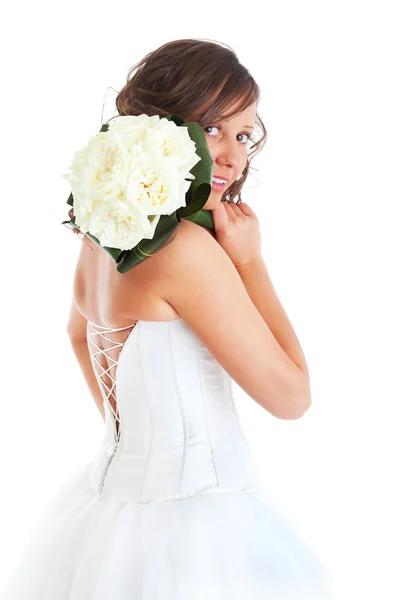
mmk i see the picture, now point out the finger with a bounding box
[211,200,229,231]
[224,202,243,227]
[237,202,257,218]
[227,201,243,217]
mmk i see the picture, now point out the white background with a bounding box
[1,1,399,598]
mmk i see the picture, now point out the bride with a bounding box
[1,38,336,599]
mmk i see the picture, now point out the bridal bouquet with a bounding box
[63,114,215,273]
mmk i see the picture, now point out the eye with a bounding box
[237,132,254,145]
[203,125,220,136]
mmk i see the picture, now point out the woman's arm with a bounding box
[236,257,311,405]
[66,298,105,421]
[236,257,309,374]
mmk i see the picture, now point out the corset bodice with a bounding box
[86,318,261,504]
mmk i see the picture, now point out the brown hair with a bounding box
[63,38,267,237]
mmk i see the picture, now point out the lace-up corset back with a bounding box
[87,320,138,439]
[86,317,261,503]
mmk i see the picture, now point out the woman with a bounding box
[1,39,336,599]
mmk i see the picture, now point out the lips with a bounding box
[211,178,227,191]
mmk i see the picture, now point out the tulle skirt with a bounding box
[1,462,336,599]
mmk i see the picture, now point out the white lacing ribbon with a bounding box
[87,320,138,441]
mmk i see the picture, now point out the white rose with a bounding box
[86,203,160,251]
[107,114,160,150]
[144,117,201,177]
[109,115,201,177]
[123,154,191,215]
[63,114,200,251]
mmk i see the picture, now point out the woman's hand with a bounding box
[210,200,262,269]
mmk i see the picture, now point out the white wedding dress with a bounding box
[1,318,336,599]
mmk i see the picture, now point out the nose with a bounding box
[214,135,242,175]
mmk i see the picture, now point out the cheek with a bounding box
[240,148,250,169]
[205,142,217,162]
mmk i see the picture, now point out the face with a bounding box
[200,99,257,210]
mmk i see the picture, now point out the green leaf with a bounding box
[178,121,214,219]
[184,209,215,230]
[116,212,181,273]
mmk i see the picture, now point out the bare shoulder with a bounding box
[158,218,251,322]
[162,216,216,248]
[154,218,220,279]
[158,219,302,419]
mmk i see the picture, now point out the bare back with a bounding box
[72,223,198,327]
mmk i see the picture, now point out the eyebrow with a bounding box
[218,120,255,129]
